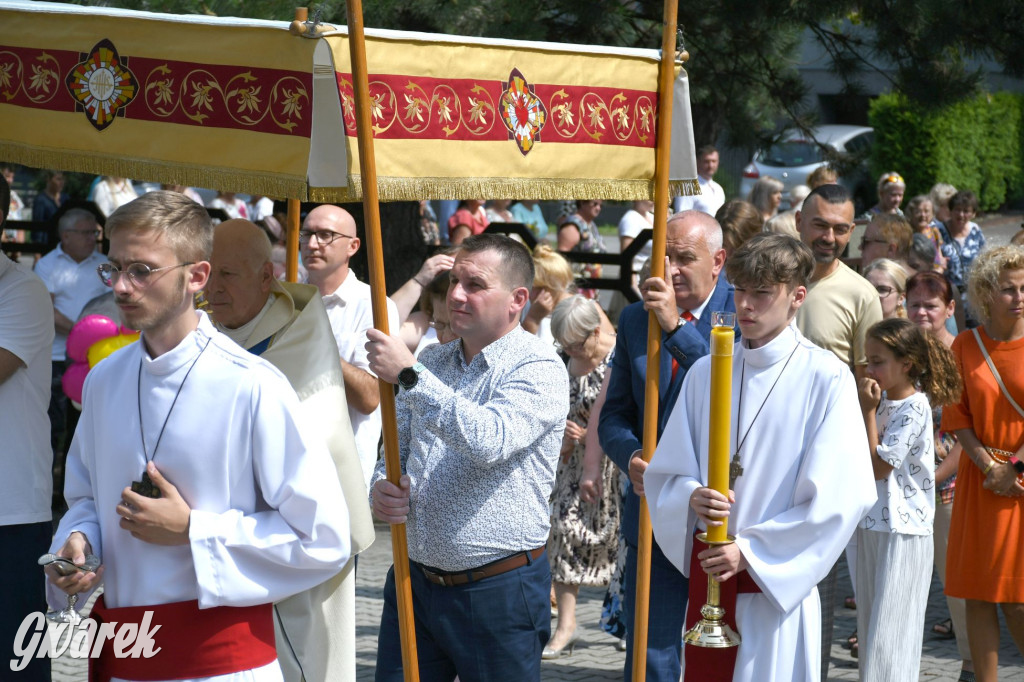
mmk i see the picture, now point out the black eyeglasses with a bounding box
[874,285,896,297]
[860,237,889,249]
[97,262,194,287]
[298,229,356,246]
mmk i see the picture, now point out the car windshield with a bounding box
[758,141,825,167]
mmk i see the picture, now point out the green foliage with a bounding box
[869,93,1024,210]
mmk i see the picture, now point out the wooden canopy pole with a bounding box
[285,197,300,282]
[343,1,420,680]
[632,1,678,679]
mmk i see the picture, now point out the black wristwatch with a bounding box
[397,362,426,390]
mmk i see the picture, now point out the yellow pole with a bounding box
[633,0,678,679]
[344,1,420,680]
[705,324,734,543]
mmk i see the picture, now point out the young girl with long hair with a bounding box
[855,318,962,681]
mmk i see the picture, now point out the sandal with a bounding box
[959,671,976,682]
[850,641,859,659]
[844,630,857,648]
[932,617,955,639]
[844,595,857,610]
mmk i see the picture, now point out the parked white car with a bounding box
[739,125,874,212]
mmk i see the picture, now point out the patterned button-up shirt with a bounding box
[938,221,986,291]
[371,326,569,571]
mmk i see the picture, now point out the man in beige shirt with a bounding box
[795,184,882,381]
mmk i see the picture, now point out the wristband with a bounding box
[981,459,997,476]
[1009,455,1024,475]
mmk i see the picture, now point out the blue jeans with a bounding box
[375,550,551,682]
[622,540,688,682]
[1,522,52,682]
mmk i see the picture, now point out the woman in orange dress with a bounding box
[942,245,1024,682]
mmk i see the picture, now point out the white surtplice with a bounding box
[645,324,876,682]
[49,312,351,682]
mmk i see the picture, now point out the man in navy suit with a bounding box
[599,210,737,682]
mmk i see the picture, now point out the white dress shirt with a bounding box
[321,269,399,487]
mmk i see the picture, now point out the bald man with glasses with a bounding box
[302,205,399,489]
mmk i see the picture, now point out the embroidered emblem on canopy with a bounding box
[65,39,138,131]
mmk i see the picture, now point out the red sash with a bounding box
[88,595,277,681]
[682,534,761,682]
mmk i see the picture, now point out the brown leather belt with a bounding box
[419,547,546,587]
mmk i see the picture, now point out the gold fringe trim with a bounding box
[311,176,701,203]
[0,142,701,203]
[0,142,310,201]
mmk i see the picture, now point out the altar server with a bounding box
[646,233,876,681]
[45,191,350,682]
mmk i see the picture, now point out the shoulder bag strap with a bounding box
[972,328,1024,420]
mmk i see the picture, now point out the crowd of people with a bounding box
[1,154,1022,682]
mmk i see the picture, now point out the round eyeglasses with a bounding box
[298,229,356,246]
[97,262,194,287]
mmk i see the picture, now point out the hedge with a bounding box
[868,92,1024,211]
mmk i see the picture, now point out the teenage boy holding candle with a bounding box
[645,233,877,681]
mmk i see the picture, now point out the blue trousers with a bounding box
[1,521,52,682]
[622,540,688,682]
[375,551,551,682]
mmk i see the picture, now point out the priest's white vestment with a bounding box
[219,280,375,682]
[645,324,876,682]
[49,311,351,682]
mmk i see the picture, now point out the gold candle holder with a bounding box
[686,313,741,651]
[683,533,742,648]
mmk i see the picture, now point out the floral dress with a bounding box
[938,221,986,326]
[547,350,620,587]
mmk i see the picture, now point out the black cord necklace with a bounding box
[131,336,211,498]
[729,343,799,488]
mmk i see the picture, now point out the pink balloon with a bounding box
[66,315,119,363]
[61,362,90,405]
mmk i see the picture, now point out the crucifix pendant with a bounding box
[130,471,161,499]
[729,453,744,489]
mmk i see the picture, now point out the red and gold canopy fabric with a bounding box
[0,1,697,201]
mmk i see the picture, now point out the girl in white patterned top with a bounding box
[855,318,962,681]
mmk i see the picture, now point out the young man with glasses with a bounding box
[33,207,109,510]
[46,190,350,681]
[302,204,398,489]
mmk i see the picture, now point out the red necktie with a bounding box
[671,311,697,381]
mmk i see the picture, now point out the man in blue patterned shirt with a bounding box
[366,233,570,681]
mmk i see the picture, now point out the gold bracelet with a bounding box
[982,459,997,476]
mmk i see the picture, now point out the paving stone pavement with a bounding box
[46,523,1024,682]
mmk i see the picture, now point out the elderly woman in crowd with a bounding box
[862,258,908,320]
[746,176,784,223]
[544,295,620,660]
[941,245,1024,682]
[906,271,974,680]
[939,190,986,327]
[931,183,958,225]
[907,195,947,271]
